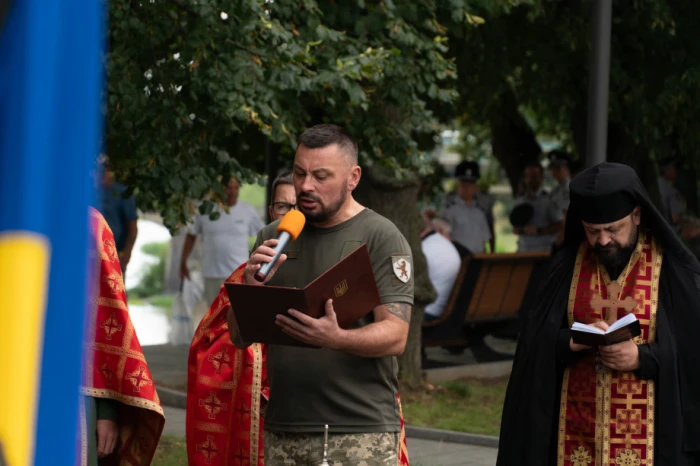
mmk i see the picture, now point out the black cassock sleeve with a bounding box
[555,327,573,365]
[634,343,659,380]
[555,313,587,368]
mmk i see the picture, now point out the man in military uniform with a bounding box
[440,160,495,253]
[512,161,564,252]
[548,150,572,250]
[230,124,414,465]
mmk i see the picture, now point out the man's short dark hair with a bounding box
[525,161,544,173]
[297,124,358,164]
[222,172,239,186]
[271,171,293,202]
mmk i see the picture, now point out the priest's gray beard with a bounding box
[594,223,639,269]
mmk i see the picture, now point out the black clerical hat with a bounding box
[548,150,571,167]
[454,161,480,182]
[569,163,638,224]
[510,203,535,228]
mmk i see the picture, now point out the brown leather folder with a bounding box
[225,244,381,348]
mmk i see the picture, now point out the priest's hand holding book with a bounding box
[569,320,608,352]
[569,314,642,371]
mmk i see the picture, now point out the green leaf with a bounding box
[465,13,485,25]
[169,176,183,192]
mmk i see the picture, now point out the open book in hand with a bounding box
[225,244,381,348]
[570,313,642,346]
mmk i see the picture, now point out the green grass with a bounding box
[149,294,175,310]
[152,436,187,465]
[240,183,266,210]
[127,294,175,318]
[402,377,508,436]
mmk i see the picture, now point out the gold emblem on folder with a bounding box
[334,279,348,297]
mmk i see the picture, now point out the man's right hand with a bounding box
[569,320,608,352]
[244,239,287,285]
[179,262,190,281]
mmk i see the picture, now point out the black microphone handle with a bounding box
[254,231,292,282]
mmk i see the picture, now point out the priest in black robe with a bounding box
[497,162,700,466]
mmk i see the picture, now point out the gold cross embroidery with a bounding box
[590,281,638,324]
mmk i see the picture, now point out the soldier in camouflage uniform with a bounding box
[265,431,401,465]
[232,125,413,466]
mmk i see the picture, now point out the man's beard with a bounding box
[298,184,348,224]
[594,226,638,269]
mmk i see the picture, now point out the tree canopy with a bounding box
[108,0,700,223]
[449,0,700,206]
[107,0,502,230]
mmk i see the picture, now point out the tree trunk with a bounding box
[489,91,542,194]
[353,165,436,390]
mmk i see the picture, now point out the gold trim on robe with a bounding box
[557,231,662,466]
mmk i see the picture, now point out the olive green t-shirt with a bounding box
[253,208,414,433]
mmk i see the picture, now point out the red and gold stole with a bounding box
[557,231,662,466]
[187,264,412,466]
[80,207,165,465]
[187,264,268,466]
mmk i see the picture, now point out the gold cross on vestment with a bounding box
[590,281,638,324]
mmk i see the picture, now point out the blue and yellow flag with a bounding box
[0,0,104,465]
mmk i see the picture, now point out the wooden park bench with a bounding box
[422,251,551,349]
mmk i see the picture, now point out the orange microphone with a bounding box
[254,209,306,282]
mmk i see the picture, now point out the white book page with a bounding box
[606,313,637,333]
[571,322,604,334]
[571,313,637,335]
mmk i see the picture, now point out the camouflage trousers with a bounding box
[263,430,400,466]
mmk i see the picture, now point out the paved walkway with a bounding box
[162,405,497,466]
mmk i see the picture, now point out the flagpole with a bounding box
[585,0,612,167]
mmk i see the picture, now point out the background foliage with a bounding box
[107,0,499,230]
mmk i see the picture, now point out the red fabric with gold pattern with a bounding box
[187,263,411,466]
[80,207,165,465]
[187,264,266,466]
[557,231,662,466]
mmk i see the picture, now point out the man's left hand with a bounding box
[599,340,640,371]
[276,299,343,348]
[96,419,118,458]
[119,250,131,268]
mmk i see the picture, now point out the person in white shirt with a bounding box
[180,175,265,306]
[421,219,462,322]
